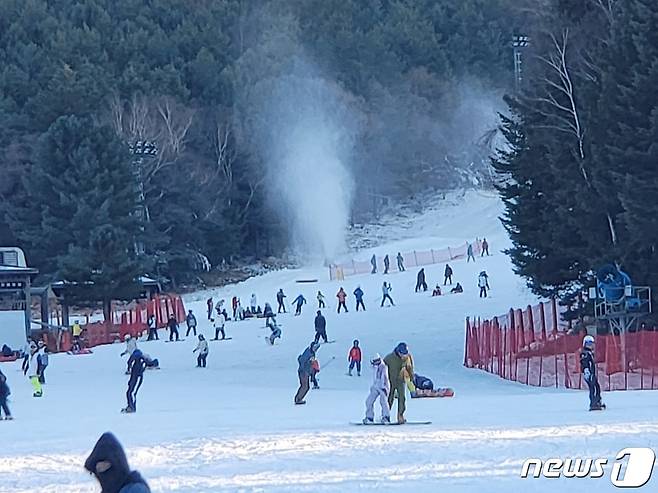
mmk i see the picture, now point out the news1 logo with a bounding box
[521,448,656,488]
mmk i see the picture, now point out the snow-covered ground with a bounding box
[3,191,658,492]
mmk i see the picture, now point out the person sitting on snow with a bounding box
[432,285,442,296]
[450,283,464,294]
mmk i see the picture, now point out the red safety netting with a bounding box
[464,300,658,391]
[330,239,484,280]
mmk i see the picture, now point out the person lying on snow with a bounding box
[85,432,150,493]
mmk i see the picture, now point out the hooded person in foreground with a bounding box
[85,432,150,493]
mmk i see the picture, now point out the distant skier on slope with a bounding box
[146,315,158,341]
[185,309,197,337]
[381,282,395,307]
[370,254,377,274]
[467,242,476,262]
[363,353,390,424]
[193,334,209,368]
[317,290,326,309]
[292,294,307,316]
[295,342,320,405]
[123,349,147,413]
[415,268,428,292]
[250,293,258,313]
[212,312,227,340]
[580,335,604,411]
[383,254,390,274]
[314,310,328,344]
[384,342,411,424]
[478,271,490,298]
[167,314,180,342]
[336,287,348,313]
[353,286,366,311]
[277,289,287,314]
[481,238,490,256]
[396,252,405,272]
[444,264,453,285]
[348,339,362,376]
[207,297,214,320]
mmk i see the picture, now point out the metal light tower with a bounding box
[128,140,158,254]
[512,34,529,93]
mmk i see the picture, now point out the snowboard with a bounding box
[165,339,186,343]
[211,337,233,342]
[350,421,431,426]
[321,340,336,344]
[67,349,93,355]
[410,388,454,398]
[589,403,607,411]
[120,407,136,414]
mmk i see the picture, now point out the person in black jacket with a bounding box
[444,264,453,285]
[123,350,147,413]
[167,315,179,342]
[185,310,197,337]
[0,370,12,420]
[294,342,319,405]
[415,268,428,292]
[276,289,287,313]
[314,311,328,344]
[383,254,390,274]
[85,432,150,493]
[580,335,604,410]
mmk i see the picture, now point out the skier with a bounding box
[207,297,214,320]
[250,293,258,313]
[381,282,395,307]
[370,254,377,274]
[444,264,453,285]
[185,309,197,337]
[314,310,328,344]
[396,252,405,272]
[295,342,320,405]
[37,343,49,384]
[120,335,138,373]
[146,315,158,341]
[336,287,348,313]
[415,268,428,292]
[478,271,490,298]
[193,334,209,368]
[384,342,410,424]
[310,357,320,389]
[267,316,282,345]
[353,286,366,311]
[0,369,12,420]
[383,254,390,274]
[276,289,287,314]
[451,283,464,294]
[292,294,307,316]
[348,339,362,376]
[85,432,151,492]
[467,242,476,262]
[123,349,146,413]
[167,314,180,342]
[481,238,490,256]
[363,353,391,424]
[581,335,604,410]
[212,312,226,340]
[317,290,326,309]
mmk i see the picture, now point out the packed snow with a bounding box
[2,191,658,492]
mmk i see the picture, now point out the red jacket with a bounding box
[337,290,347,302]
[349,347,362,362]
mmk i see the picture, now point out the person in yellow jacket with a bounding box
[72,320,82,351]
[400,352,416,393]
[24,342,42,397]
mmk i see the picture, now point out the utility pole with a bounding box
[128,140,158,255]
[512,34,529,93]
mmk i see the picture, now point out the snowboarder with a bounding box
[467,242,476,262]
[185,310,197,337]
[384,342,410,424]
[215,299,224,316]
[292,294,307,316]
[317,290,326,309]
[146,315,158,341]
[451,283,464,294]
[212,312,226,340]
[580,335,604,410]
[370,254,377,274]
[37,344,49,384]
[481,238,490,256]
[0,369,12,420]
[263,302,275,325]
[336,287,348,313]
[207,297,214,320]
[381,282,395,307]
[167,315,180,342]
[277,289,287,314]
[85,432,151,492]
[72,321,83,349]
[295,342,320,405]
[432,285,442,296]
[383,254,390,274]
[415,268,428,292]
[123,349,146,413]
[310,357,320,389]
[396,252,405,272]
[444,264,453,285]
[25,342,42,397]
[314,310,328,344]
[250,293,258,313]
[353,286,366,311]
[120,335,138,373]
[363,353,391,424]
[193,334,209,368]
[478,271,490,298]
[348,340,362,376]
[267,317,282,345]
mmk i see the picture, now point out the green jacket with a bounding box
[384,352,405,386]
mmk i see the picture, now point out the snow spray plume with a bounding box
[249,68,359,262]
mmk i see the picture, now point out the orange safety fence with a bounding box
[464,300,658,391]
[330,239,484,280]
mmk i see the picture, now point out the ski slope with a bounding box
[3,191,658,492]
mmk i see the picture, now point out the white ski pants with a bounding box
[365,387,390,420]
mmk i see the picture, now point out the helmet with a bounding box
[583,335,595,347]
[370,353,381,365]
[353,339,359,345]
[395,342,408,356]
[132,349,143,358]
[124,334,131,341]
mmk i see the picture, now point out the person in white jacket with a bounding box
[250,293,257,313]
[193,334,209,367]
[212,313,226,340]
[120,335,138,373]
[25,342,42,397]
[363,353,391,424]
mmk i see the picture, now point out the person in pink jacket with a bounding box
[363,353,391,424]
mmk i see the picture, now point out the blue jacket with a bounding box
[353,288,364,301]
[293,295,306,306]
[297,347,315,375]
